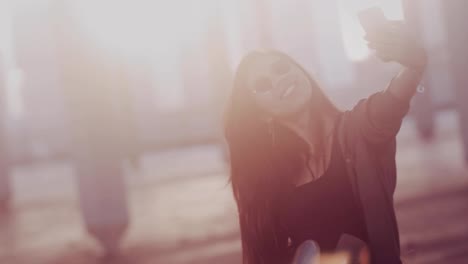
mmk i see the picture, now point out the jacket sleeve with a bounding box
[350,89,411,145]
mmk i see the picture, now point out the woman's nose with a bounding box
[274,74,296,99]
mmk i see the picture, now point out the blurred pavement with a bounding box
[1,111,468,264]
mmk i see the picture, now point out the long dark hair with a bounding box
[224,50,339,264]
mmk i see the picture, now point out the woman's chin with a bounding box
[273,106,309,120]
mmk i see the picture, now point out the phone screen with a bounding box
[357,7,388,34]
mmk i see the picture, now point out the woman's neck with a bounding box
[279,107,334,152]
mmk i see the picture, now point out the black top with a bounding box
[277,123,368,253]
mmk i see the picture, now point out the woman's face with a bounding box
[247,54,313,118]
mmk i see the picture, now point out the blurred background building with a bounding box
[0,0,460,162]
[0,0,467,263]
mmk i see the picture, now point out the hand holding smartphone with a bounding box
[357,7,427,70]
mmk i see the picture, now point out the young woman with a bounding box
[224,22,427,264]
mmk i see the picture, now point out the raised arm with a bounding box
[353,21,427,144]
[368,20,427,101]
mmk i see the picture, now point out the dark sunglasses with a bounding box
[252,59,291,94]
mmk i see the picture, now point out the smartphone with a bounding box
[357,7,388,35]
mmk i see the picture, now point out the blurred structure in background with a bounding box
[204,6,233,161]
[402,0,436,141]
[0,0,467,263]
[441,0,468,163]
[52,0,130,255]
